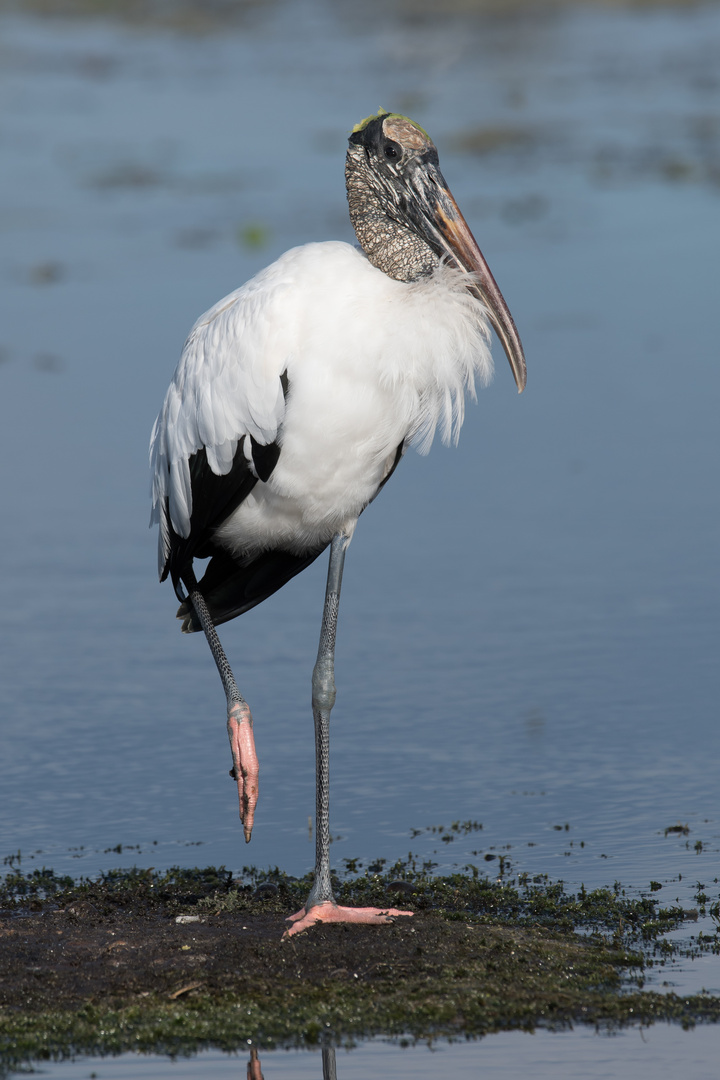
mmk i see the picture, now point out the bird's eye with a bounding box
[384,144,399,160]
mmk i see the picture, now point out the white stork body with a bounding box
[151,241,493,574]
[150,112,525,937]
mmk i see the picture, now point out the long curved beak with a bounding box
[409,165,527,393]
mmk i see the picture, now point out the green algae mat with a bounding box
[2,859,720,1073]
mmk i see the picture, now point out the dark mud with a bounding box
[1,862,720,1073]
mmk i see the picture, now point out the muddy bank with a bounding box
[1,863,719,1073]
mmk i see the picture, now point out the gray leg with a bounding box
[189,587,259,843]
[282,533,413,937]
[189,587,244,709]
[306,532,348,910]
[322,1048,337,1080]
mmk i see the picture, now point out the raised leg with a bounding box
[187,582,259,843]
[283,533,412,937]
[246,1047,264,1080]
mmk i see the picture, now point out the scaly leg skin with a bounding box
[282,532,413,939]
[227,701,259,843]
[188,582,259,843]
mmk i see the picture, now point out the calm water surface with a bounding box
[1,0,719,1073]
[23,1027,720,1080]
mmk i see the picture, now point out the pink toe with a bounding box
[282,901,413,938]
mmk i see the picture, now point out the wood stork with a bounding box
[150,111,526,936]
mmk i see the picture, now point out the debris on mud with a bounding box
[1,858,719,1074]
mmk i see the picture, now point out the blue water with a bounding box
[26,1026,720,1080]
[1,2,719,1070]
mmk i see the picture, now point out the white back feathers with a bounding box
[150,241,492,579]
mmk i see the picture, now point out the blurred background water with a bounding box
[1,0,719,1072]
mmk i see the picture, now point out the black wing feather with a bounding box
[160,372,291,602]
[176,544,329,633]
[161,438,267,599]
[176,440,405,633]
[159,346,404,634]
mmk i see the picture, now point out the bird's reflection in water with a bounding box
[321,1049,337,1080]
[247,1047,263,1080]
[246,1046,337,1079]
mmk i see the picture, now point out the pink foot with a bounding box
[227,701,259,842]
[247,1047,264,1080]
[282,901,413,938]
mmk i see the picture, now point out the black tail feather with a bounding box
[178,545,329,632]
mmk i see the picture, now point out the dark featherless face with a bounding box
[348,111,439,199]
[347,111,527,393]
[347,112,444,263]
